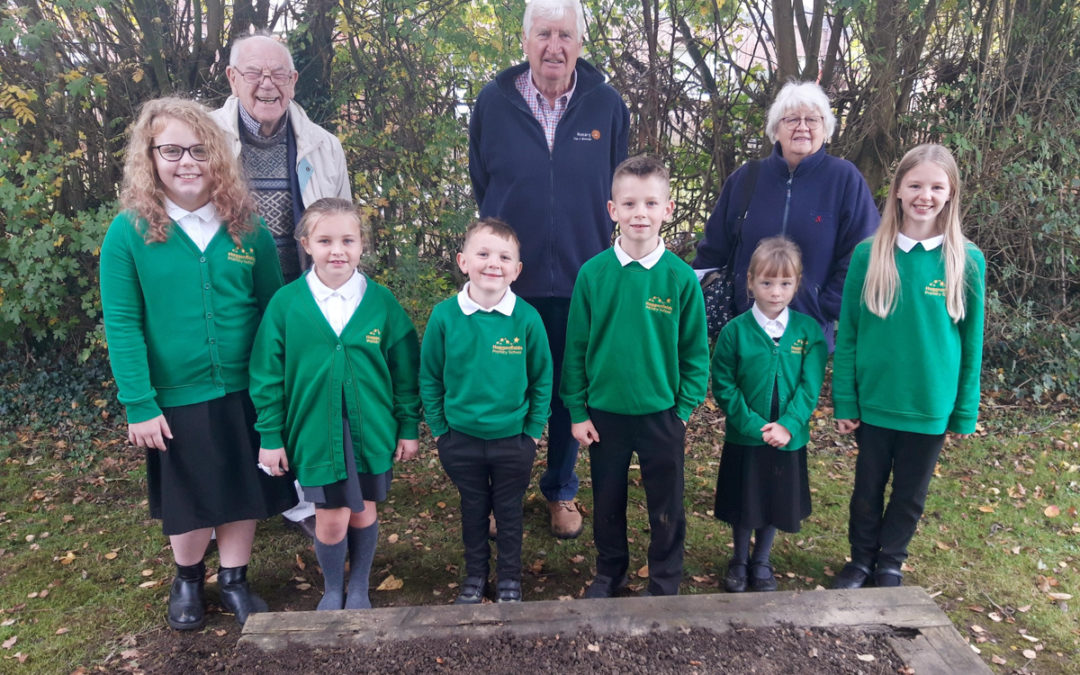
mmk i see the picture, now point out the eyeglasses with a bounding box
[780,115,823,130]
[152,144,209,162]
[238,69,295,86]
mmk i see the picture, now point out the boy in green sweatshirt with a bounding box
[420,218,553,604]
[562,155,710,597]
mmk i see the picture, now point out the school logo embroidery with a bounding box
[366,328,382,344]
[925,279,947,297]
[492,337,523,356]
[227,246,256,266]
[790,338,808,355]
[645,296,673,315]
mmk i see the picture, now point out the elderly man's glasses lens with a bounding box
[153,144,209,162]
[781,116,823,130]
[239,70,294,85]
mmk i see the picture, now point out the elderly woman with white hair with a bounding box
[693,81,879,348]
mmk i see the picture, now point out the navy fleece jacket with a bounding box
[693,142,879,348]
[469,59,629,298]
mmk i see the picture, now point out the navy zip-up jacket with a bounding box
[469,59,630,298]
[693,142,879,348]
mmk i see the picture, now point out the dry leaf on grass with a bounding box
[376,574,403,591]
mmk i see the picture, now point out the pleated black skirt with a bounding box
[713,442,811,533]
[147,390,298,535]
[299,416,392,512]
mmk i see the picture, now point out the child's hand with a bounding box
[835,419,860,434]
[571,420,600,447]
[258,447,289,476]
[760,422,792,448]
[128,415,173,451]
[395,438,419,461]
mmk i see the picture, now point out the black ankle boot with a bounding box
[167,561,206,631]
[218,565,268,625]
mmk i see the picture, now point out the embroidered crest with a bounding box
[227,247,256,266]
[925,279,946,297]
[492,337,523,355]
[366,328,382,344]
[645,296,673,315]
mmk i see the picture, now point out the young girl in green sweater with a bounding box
[711,237,827,593]
[100,97,296,630]
[831,144,985,589]
[250,198,421,610]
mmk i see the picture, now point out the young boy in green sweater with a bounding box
[562,155,710,597]
[420,218,553,604]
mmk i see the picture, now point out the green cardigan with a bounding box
[419,295,553,440]
[833,240,986,434]
[249,274,420,485]
[561,248,709,421]
[99,211,282,423]
[711,309,827,449]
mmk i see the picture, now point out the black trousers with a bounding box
[848,422,945,570]
[589,408,687,595]
[437,430,537,581]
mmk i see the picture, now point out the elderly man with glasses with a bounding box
[212,33,351,539]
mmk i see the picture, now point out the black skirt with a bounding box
[299,416,392,512]
[148,390,298,535]
[713,442,811,533]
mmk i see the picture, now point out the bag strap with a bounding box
[727,158,761,268]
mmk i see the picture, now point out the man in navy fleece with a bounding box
[468,0,629,540]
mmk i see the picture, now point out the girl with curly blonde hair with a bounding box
[101,96,296,631]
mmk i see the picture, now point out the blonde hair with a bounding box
[748,236,803,282]
[863,144,968,321]
[120,97,256,246]
[295,198,364,242]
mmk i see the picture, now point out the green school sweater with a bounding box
[248,275,421,485]
[99,211,282,423]
[833,240,986,435]
[419,296,553,440]
[560,249,709,421]
[710,309,827,449]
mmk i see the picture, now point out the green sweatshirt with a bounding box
[99,211,282,423]
[833,240,985,435]
[711,309,827,449]
[419,295,553,440]
[248,275,421,485]
[561,249,709,421]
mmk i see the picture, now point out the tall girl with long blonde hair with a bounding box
[831,144,985,590]
[100,97,296,630]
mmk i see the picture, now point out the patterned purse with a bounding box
[702,159,761,339]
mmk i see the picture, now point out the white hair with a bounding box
[765,81,837,143]
[228,33,295,72]
[523,0,586,42]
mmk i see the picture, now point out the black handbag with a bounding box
[702,160,761,339]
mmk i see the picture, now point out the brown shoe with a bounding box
[547,500,583,539]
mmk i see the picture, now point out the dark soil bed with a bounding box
[137,623,907,674]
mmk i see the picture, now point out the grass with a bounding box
[1,392,1078,673]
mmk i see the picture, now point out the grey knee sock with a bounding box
[345,521,378,609]
[314,536,347,610]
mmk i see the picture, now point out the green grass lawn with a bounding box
[1,396,1077,673]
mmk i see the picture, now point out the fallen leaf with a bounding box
[1017,604,1032,613]
[15,652,26,663]
[55,627,69,635]
[215,629,227,636]
[0,620,13,627]
[295,583,311,591]
[1044,505,1060,517]
[991,655,1007,665]
[636,564,649,579]
[140,569,154,577]
[138,580,157,588]
[387,533,399,544]
[587,643,600,652]
[977,505,994,513]
[436,502,446,509]
[59,551,76,565]
[856,654,875,662]
[988,612,1003,622]
[376,574,403,591]
[104,552,118,560]
[1022,648,1037,659]
[971,624,985,633]
[570,554,585,564]
[1,636,16,649]
[1047,592,1072,600]
[936,541,952,551]
[295,554,306,571]
[1020,634,1040,643]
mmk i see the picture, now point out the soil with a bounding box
[131,619,907,674]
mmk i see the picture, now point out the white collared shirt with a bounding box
[166,199,220,252]
[613,236,666,269]
[896,232,944,252]
[456,282,517,316]
[752,303,789,340]
[306,269,366,336]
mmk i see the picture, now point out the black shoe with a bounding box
[167,565,206,631]
[495,579,522,603]
[283,514,317,539]
[723,560,748,593]
[749,563,778,592]
[218,565,268,625]
[832,562,872,590]
[583,573,629,599]
[874,567,903,587]
[454,576,487,604]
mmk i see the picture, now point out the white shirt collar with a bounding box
[613,236,666,269]
[165,198,218,226]
[752,303,789,339]
[457,283,517,316]
[305,268,365,303]
[896,231,944,252]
